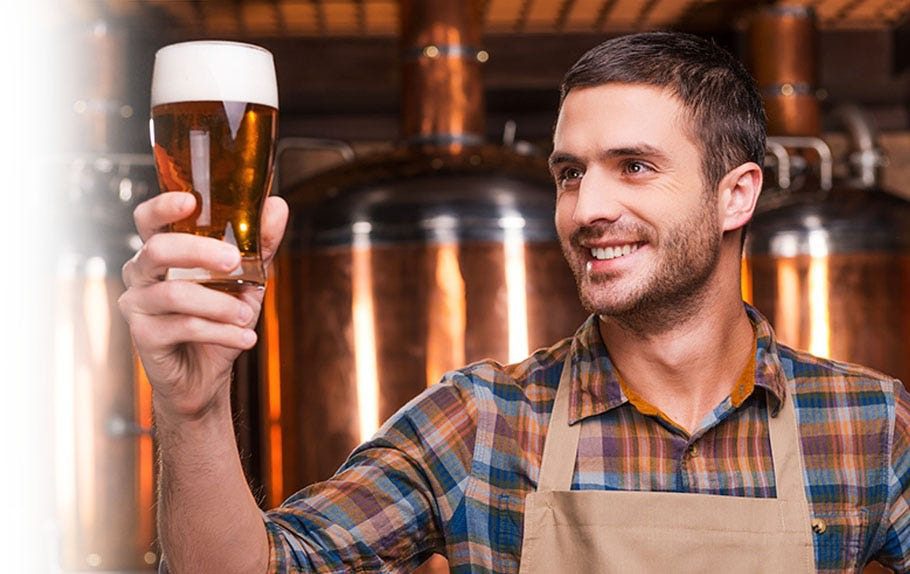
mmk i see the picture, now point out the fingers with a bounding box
[261,196,289,266]
[134,192,197,242]
[122,233,240,289]
[119,280,259,353]
[120,280,257,328]
[128,313,257,354]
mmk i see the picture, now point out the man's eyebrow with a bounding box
[599,144,670,162]
[548,152,578,168]
[548,144,670,168]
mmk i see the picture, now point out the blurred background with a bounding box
[34,0,910,572]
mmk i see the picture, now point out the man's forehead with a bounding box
[553,83,695,150]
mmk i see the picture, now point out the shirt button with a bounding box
[811,518,827,534]
[686,445,699,458]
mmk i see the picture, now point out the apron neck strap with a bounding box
[537,354,582,491]
[766,385,812,531]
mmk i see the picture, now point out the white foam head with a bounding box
[151,41,278,108]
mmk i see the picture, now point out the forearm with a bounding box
[155,387,269,574]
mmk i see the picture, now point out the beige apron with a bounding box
[518,355,816,573]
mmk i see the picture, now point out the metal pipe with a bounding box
[766,136,833,191]
[830,104,885,189]
[765,140,791,190]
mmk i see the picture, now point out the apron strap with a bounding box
[537,355,582,491]
[767,385,815,540]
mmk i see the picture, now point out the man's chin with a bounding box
[578,290,639,318]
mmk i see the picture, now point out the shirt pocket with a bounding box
[811,506,869,573]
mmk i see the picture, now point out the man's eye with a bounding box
[623,161,652,175]
[558,167,584,182]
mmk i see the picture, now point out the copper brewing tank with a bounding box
[747,184,910,384]
[745,7,910,388]
[259,0,585,509]
[52,21,162,571]
[748,5,820,137]
[55,157,159,572]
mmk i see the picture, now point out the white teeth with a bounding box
[590,243,639,260]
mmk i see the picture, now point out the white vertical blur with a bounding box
[84,258,110,367]
[0,1,57,571]
[53,256,77,572]
[501,216,529,362]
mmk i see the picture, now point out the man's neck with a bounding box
[598,291,755,435]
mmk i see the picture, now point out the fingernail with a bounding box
[238,305,253,324]
[242,330,257,346]
[222,249,240,269]
[179,193,194,210]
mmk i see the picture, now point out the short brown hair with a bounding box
[560,32,766,194]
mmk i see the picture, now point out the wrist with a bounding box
[152,378,233,428]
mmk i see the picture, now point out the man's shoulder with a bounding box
[446,335,574,396]
[776,341,905,409]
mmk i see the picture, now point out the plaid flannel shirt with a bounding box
[263,304,910,573]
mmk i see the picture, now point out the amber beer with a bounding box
[150,41,278,290]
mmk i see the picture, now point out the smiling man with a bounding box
[120,33,909,573]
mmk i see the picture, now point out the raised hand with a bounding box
[118,191,289,420]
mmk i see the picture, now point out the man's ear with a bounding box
[717,162,763,233]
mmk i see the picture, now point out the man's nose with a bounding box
[573,169,623,226]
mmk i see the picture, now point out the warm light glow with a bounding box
[808,256,831,358]
[740,254,753,304]
[425,244,466,388]
[263,272,284,506]
[805,231,831,358]
[134,353,154,547]
[503,222,529,362]
[352,232,380,443]
[239,221,249,233]
[775,258,801,348]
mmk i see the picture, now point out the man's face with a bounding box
[551,84,723,327]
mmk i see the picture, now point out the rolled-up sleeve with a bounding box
[261,375,477,573]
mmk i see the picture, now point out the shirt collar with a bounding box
[566,303,789,425]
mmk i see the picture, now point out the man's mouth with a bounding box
[588,242,642,261]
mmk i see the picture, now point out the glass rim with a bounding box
[155,40,272,58]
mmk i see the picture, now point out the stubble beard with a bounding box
[561,200,722,335]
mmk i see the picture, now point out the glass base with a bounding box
[166,258,265,293]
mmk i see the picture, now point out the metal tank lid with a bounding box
[746,186,910,257]
[284,145,559,248]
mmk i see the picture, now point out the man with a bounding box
[119,32,910,573]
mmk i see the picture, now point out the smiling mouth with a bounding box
[589,242,642,261]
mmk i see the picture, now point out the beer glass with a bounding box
[150,41,278,290]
